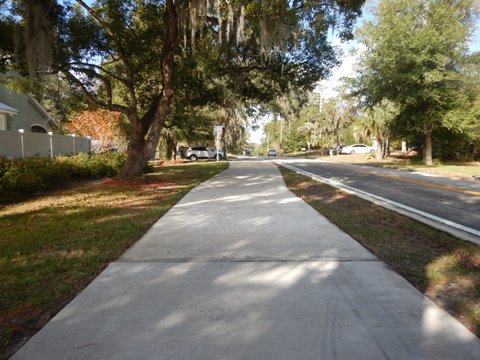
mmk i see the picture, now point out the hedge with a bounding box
[0,153,125,202]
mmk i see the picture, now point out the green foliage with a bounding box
[358,99,399,159]
[1,0,366,177]
[0,157,13,179]
[354,0,478,162]
[432,128,480,161]
[262,90,364,154]
[305,95,358,147]
[0,153,126,201]
[363,99,398,137]
[0,14,15,73]
[282,130,305,152]
[55,152,125,178]
[0,158,67,195]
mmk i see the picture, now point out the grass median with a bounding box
[279,166,479,337]
[0,161,228,359]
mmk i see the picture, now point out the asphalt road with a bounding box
[278,159,480,234]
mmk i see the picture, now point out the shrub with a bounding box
[0,157,13,178]
[0,153,126,202]
[0,158,68,196]
[55,152,125,179]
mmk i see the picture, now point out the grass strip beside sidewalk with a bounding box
[279,166,480,337]
[0,161,228,359]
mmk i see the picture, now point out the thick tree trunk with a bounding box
[119,122,149,178]
[165,135,176,160]
[143,0,178,161]
[118,0,179,178]
[424,129,433,165]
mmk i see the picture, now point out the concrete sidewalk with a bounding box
[12,161,480,359]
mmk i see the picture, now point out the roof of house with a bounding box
[0,83,58,128]
[27,94,57,126]
[28,95,50,120]
[0,102,19,115]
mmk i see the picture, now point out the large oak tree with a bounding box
[2,0,364,176]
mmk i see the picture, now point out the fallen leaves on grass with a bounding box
[101,178,171,187]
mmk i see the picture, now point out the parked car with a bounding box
[341,144,374,155]
[267,149,277,156]
[186,146,224,161]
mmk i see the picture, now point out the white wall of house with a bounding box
[0,130,90,159]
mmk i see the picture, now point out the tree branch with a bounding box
[68,62,131,85]
[139,95,161,135]
[74,0,136,82]
[70,66,114,104]
[65,70,130,115]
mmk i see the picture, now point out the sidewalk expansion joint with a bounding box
[117,258,381,263]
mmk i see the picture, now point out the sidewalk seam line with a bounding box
[115,259,382,263]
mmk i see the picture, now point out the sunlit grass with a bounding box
[372,161,480,178]
[0,161,228,359]
[280,166,479,337]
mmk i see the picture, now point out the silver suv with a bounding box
[186,146,224,161]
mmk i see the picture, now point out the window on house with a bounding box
[31,125,48,133]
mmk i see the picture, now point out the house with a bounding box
[0,84,56,133]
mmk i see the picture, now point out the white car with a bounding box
[341,144,375,154]
[186,146,224,161]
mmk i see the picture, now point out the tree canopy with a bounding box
[1,0,365,176]
[353,0,479,164]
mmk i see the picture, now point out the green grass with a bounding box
[279,166,480,337]
[366,160,480,178]
[283,149,327,158]
[0,161,228,359]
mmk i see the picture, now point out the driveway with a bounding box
[12,161,480,360]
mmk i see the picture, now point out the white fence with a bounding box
[0,130,91,159]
